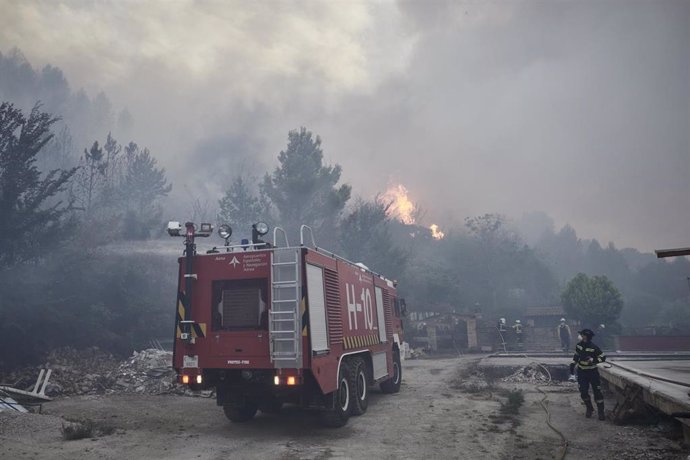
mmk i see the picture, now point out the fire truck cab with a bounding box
[170,222,405,427]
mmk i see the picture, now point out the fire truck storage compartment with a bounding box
[372,352,388,380]
[306,264,329,353]
[374,286,387,343]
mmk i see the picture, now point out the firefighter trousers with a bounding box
[577,369,604,405]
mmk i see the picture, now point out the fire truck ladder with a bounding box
[269,245,302,368]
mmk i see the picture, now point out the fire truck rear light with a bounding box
[274,376,280,386]
[196,375,202,384]
[182,375,190,384]
[287,376,296,386]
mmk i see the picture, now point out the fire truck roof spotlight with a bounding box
[218,224,232,240]
[254,222,269,236]
[167,221,182,237]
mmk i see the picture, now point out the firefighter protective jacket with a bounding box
[569,341,606,374]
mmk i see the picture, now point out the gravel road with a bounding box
[0,357,686,459]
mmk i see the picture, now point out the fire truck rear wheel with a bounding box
[259,398,283,414]
[351,357,369,416]
[223,399,258,423]
[380,349,402,394]
[320,360,353,428]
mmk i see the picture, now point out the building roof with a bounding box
[524,306,565,317]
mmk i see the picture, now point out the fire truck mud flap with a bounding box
[379,349,402,394]
[319,360,353,428]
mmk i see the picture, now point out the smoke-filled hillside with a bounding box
[0,1,689,369]
[0,52,688,370]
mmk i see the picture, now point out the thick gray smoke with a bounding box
[0,0,687,250]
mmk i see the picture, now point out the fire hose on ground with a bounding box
[516,355,690,460]
[510,354,569,460]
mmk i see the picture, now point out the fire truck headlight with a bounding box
[218,224,232,240]
[254,222,269,236]
[167,221,182,237]
[181,375,190,384]
[274,376,280,386]
[287,376,296,386]
[195,375,203,384]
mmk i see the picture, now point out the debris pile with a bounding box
[1,347,192,397]
[501,363,551,384]
[2,347,119,396]
[409,347,428,359]
[109,349,183,395]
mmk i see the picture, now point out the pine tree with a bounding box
[0,102,76,266]
[261,127,350,246]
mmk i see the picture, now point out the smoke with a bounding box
[0,0,687,250]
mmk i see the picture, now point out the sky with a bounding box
[0,0,688,251]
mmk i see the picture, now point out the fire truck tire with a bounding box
[380,349,401,394]
[351,357,369,416]
[259,398,283,414]
[223,400,258,423]
[320,360,353,428]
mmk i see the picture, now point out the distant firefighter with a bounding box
[557,318,571,352]
[497,317,507,332]
[512,320,523,343]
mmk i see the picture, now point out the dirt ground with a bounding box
[1,357,687,459]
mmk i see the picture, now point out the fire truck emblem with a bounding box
[229,256,240,268]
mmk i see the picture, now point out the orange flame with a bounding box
[430,224,445,240]
[382,184,416,225]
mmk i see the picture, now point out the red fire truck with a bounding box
[169,221,405,427]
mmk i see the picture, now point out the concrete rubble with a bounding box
[0,347,203,398]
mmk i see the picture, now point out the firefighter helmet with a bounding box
[578,328,595,338]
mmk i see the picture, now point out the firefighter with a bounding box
[557,318,571,352]
[568,328,606,420]
[497,317,507,332]
[511,320,523,344]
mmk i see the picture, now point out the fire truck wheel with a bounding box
[223,399,258,423]
[259,398,283,414]
[351,357,369,416]
[320,360,353,428]
[380,349,402,394]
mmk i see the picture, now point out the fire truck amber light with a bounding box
[181,375,190,384]
[195,375,202,384]
[287,376,296,386]
[274,376,280,386]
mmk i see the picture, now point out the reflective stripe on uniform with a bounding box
[577,363,598,370]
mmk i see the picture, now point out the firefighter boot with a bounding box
[584,399,594,418]
[597,402,605,421]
